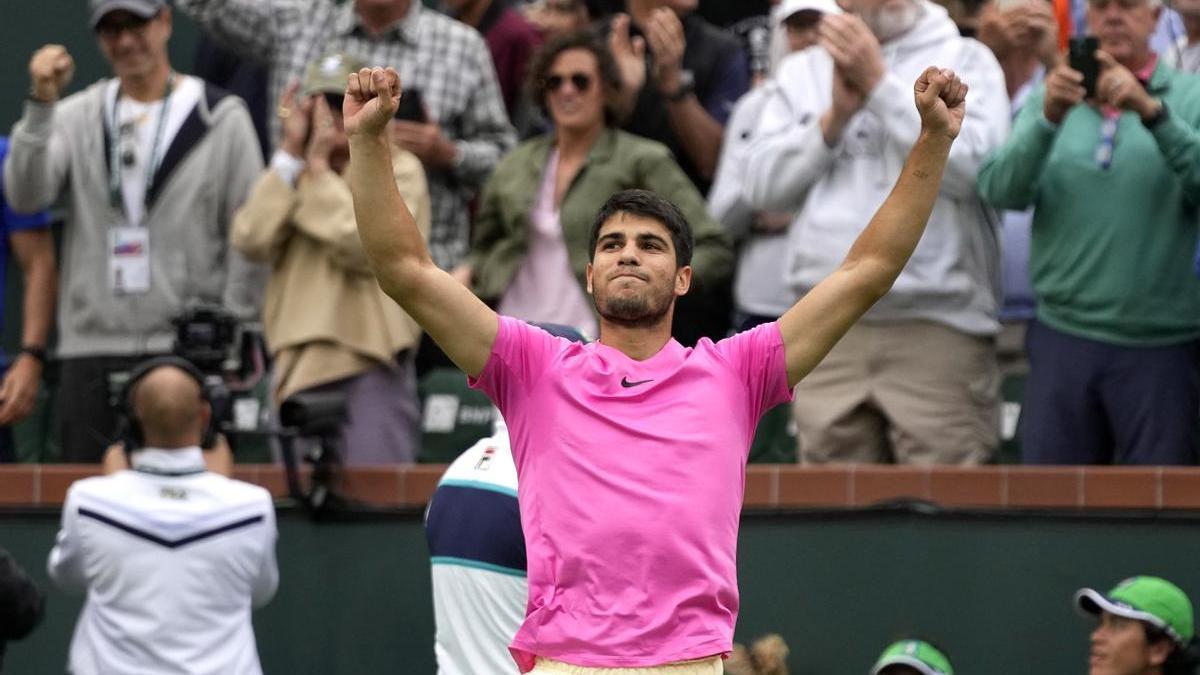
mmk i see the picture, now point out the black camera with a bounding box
[172,305,242,375]
[109,304,269,448]
[279,391,348,439]
[169,304,269,439]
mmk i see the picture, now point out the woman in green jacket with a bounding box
[457,31,733,342]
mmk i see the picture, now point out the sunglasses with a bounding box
[96,12,159,39]
[543,72,593,93]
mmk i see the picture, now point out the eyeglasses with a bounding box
[543,72,593,93]
[96,12,158,39]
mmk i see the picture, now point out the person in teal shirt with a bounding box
[977,0,1200,465]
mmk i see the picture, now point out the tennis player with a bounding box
[344,63,967,674]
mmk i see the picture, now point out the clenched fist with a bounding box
[914,66,967,140]
[29,44,75,103]
[343,66,402,138]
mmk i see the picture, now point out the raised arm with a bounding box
[779,67,966,387]
[345,67,497,377]
[4,45,77,213]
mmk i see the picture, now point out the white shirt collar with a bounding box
[130,446,206,476]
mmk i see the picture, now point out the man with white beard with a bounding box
[744,0,1010,465]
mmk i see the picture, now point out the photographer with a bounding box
[978,0,1200,465]
[3,0,266,462]
[232,54,429,464]
[48,358,278,675]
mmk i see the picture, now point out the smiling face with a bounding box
[95,8,172,81]
[586,212,691,329]
[1089,613,1172,675]
[543,48,608,136]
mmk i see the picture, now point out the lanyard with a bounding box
[108,73,176,219]
[1095,110,1119,171]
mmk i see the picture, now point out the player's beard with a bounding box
[594,275,676,329]
[862,0,922,42]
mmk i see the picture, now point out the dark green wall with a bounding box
[4,506,1200,674]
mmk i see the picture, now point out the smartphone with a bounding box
[394,87,428,124]
[1069,36,1100,98]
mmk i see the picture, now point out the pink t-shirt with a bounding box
[470,317,793,672]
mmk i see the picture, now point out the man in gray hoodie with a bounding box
[3,0,265,462]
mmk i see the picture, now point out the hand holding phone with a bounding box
[1043,59,1088,124]
[1068,36,1100,98]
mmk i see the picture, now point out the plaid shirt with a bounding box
[177,0,517,268]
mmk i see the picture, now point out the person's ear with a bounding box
[160,6,173,39]
[674,265,692,296]
[586,262,594,295]
[1147,639,1173,667]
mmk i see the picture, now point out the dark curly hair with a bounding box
[526,30,625,127]
[588,189,694,268]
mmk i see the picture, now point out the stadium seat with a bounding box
[417,367,496,463]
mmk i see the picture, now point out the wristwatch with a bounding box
[19,346,47,364]
[663,70,695,103]
[1142,100,1169,129]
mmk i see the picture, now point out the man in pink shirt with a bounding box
[343,64,968,674]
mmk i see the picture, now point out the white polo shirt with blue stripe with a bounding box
[425,417,526,675]
[47,447,278,675]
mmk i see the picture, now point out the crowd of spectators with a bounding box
[4,2,1200,672]
[3,0,1200,467]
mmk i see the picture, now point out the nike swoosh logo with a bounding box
[620,377,653,388]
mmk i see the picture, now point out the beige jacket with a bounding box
[231,149,430,402]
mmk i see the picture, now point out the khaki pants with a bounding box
[529,656,723,674]
[794,320,999,464]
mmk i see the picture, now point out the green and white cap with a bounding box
[871,640,954,675]
[1076,576,1195,646]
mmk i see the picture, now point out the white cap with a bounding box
[774,0,843,22]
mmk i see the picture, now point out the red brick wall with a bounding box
[4,465,1200,510]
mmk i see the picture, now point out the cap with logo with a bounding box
[89,0,165,29]
[1076,576,1196,646]
[301,53,366,98]
[871,640,954,675]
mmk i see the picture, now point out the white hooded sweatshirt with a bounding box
[744,0,1010,336]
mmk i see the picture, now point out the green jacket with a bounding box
[468,128,733,304]
[977,62,1200,346]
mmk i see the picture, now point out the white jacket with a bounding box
[709,84,797,318]
[744,1,1010,335]
[48,448,278,675]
